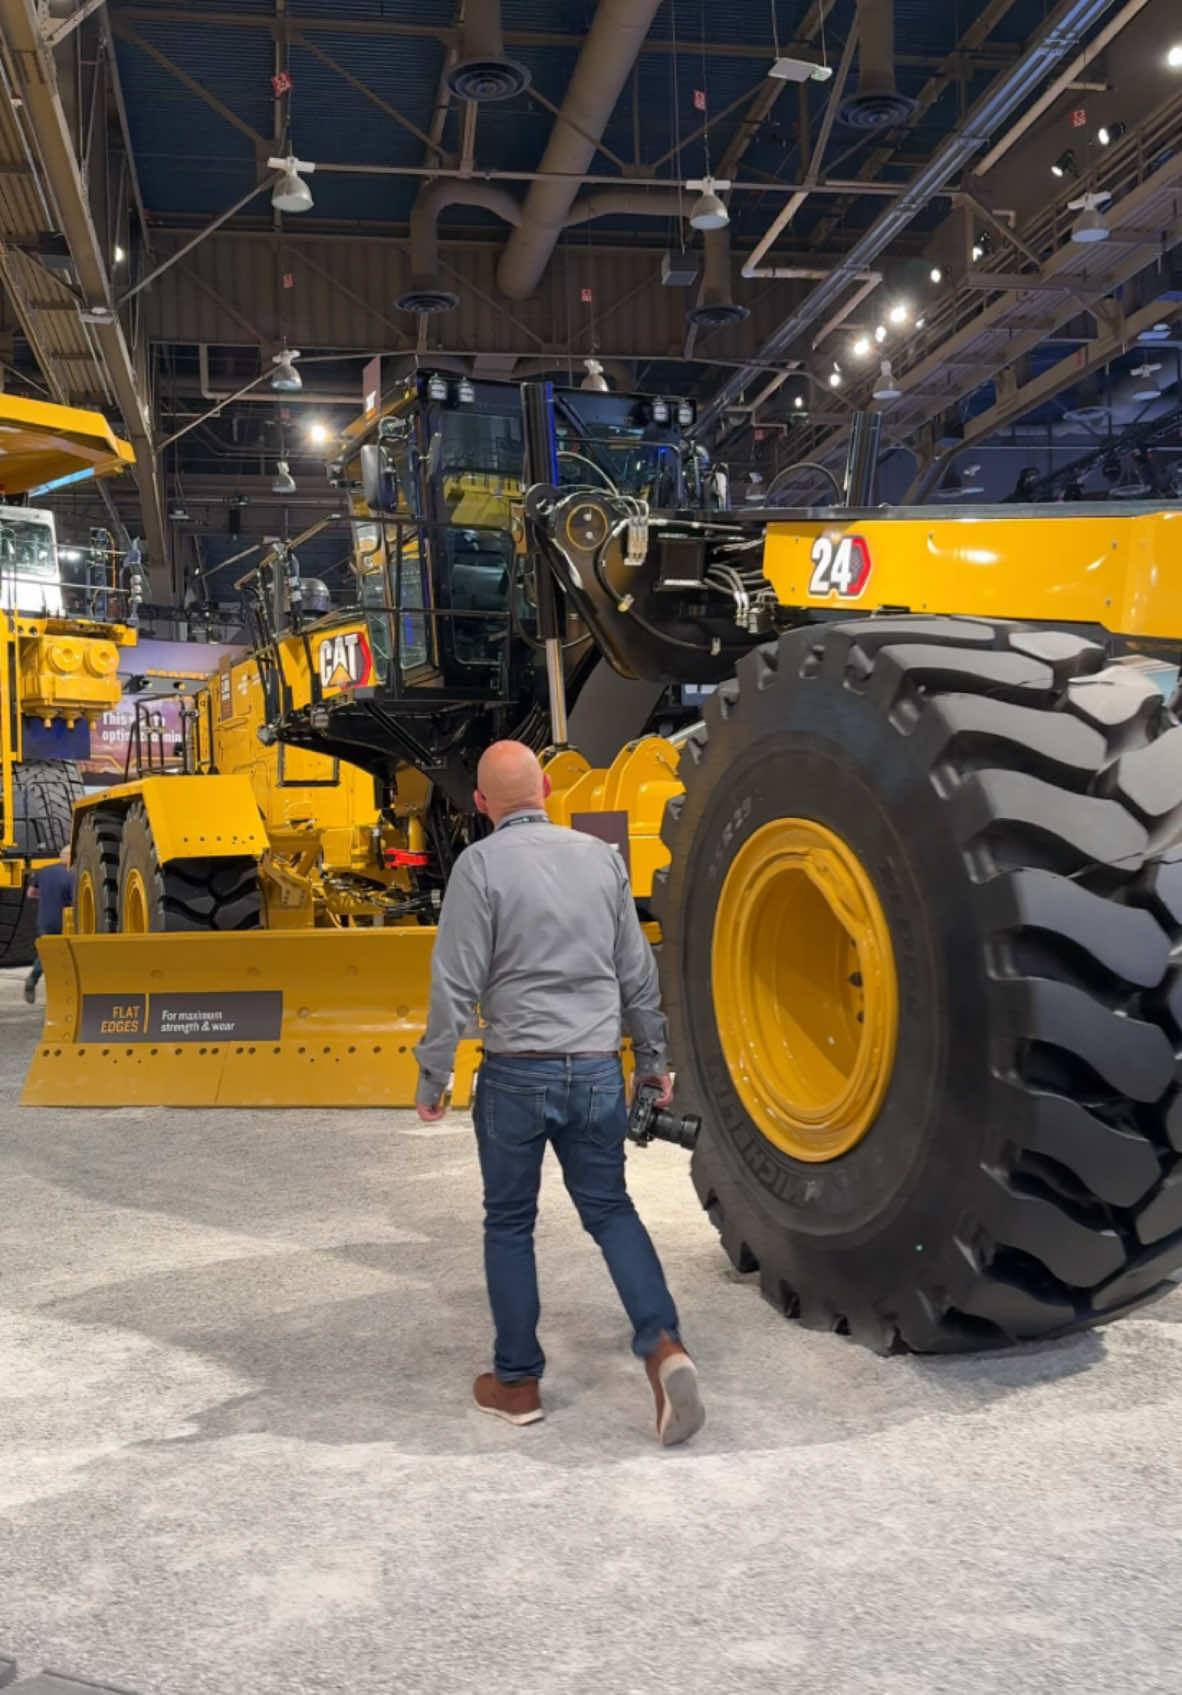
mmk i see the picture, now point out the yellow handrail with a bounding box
[0,611,18,854]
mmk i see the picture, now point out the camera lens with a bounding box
[652,1107,700,1150]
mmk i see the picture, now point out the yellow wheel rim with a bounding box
[75,869,97,935]
[711,817,898,1162]
[122,867,150,934]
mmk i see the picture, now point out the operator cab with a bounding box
[342,371,712,701]
[0,505,132,624]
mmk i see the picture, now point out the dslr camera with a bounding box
[627,1082,700,1151]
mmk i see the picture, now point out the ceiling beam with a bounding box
[110,8,1011,67]
[110,18,270,151]
[961,299,1181,444]
[1,0,170,589]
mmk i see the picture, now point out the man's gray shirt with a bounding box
[413,809,669,1104]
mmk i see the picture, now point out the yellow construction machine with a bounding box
[0,395,137,965]
[27,368,1182,1353]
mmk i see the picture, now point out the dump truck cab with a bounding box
[0,396,137,964]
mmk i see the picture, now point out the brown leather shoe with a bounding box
[645,1334,705,1447]
[473,1372,544,1426]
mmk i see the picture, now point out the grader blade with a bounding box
[22,929,482,1109]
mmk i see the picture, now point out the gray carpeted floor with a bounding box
[2,965,1181,1694]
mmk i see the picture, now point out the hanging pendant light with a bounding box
[272,460,296,495]
[1069,191,1111,244]
[580,358,609,392]
[267,154,315,214]
[686,177,732,231]
[271,348,302,392]
[873,359,902,401]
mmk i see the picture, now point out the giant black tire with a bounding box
[0,760,83,966]
[116,801,262,932]
[656,617,1182,1352]
[73,807,121,934]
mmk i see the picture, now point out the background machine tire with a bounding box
[73,807,121,934]
[116,800,262,933]
[656,617,1182,1352]
[0,759,83,965]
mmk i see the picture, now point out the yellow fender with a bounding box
[74,774,269,864]
[543,735,683,898]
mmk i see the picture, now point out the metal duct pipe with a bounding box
[497,0,664,300]
[446,0,530,102]
[687,228,751,330]
[839,0,916,129]
[562,189,685,228]
[401,187,682,315]
[695,0,1126,437]
[395,182,523,313]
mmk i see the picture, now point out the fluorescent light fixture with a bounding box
[769,55,833,83]
[29,468,95,495]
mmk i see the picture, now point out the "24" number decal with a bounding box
[808,534,872,599]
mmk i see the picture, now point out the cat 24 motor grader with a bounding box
[27,369,1182,1354]
[0,395,137,966]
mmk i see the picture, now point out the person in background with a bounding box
[414,740,704,1447]
[23,844,72,1005]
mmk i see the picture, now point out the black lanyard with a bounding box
[497,811,548,832]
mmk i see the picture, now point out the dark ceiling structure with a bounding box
[0,0,1179,616]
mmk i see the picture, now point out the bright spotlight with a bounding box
[307,421,330,446]
[929,265,942,284]
[888,302,909,326]
[828,369,842,389]
[874,324,887,343]
[1168,44,1182,68]
[852,335,872,357]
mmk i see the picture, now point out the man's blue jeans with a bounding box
[474,1054,680,1382]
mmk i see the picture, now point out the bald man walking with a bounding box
[414,741,704,1446]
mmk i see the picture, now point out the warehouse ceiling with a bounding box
[0,0,1179,609]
